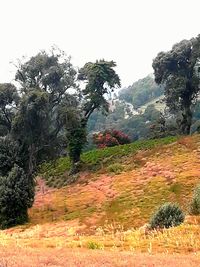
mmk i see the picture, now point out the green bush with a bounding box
[87,241,103,250]
[107,163,124,174]
[189,184,200,215]
[149,202,185,229]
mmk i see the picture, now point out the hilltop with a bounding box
[1,135,200,266]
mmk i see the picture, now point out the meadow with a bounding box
[1,135,200,266]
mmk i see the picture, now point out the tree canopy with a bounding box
[152,35,200,134]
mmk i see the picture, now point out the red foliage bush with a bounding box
[93,130,130,148]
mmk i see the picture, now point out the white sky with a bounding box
[1,0,200,88]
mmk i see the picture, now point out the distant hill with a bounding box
[119,74,164,109]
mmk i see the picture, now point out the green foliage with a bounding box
[82,136,177,167]
[119,75,163,108]
[12,90,51,173]
[68,124,87,164]
[189,184,200,215]
[0,137,19,176]
[0,136,35,229]
[79,60,121,120]
[65,59,121,172]
[14,50,78,173]
[0,83,19,136]
[87,241,103,250]
[15,49,77,94]
[169,183,182,194]
[0,63,60,229]
[153,35,200,135]
[107,163,124,174]
[149,202,185,229]
[0,165,34,229]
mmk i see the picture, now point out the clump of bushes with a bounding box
[93,129,131,149]
[149,202,185,229]
[189,184,200,215]
[107,163,124,174]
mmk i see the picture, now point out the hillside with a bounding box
[119,74,164,109]
[1,135,200,266]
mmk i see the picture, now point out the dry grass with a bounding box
[0,246,200,267]
[0,247,200,267]
[1,135,200,265]
[30,135,200,231]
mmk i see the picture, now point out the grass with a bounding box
[0,246,199,267]
[107,163,124,174]
[1,134,200,265]
[32,135,200,230]
[40,136,177,187]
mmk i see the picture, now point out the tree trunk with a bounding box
[28,144,36,176]
[180,105,192,135]
[69,152,81,175]
[68,119,87,176]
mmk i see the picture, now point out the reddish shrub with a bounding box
[93,130,130,148]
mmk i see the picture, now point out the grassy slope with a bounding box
[1,135,200,266]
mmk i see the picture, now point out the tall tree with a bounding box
[14,49,78,174]
[152,35,200,134]
[65,60,121,173]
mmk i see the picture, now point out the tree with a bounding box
[79,60,121,121]
[152,35,200,134]
[66,60,120,172]
[119,75,163,108]
[12,89,50,174]
[14,49,78,174]
[0,49,78,228]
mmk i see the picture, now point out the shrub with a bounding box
[189,184,200,215]
[149,202,185,229]
[93,129,130,148]
[87,241,103,250]
[0,165,34,229]
[107,163,124,174]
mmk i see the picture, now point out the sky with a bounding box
[1,0,200,88]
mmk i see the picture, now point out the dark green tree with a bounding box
[0,49,78,228]
[0,137,34,228]
[14,49,78,173]
[0,164,34,229]
[12,89,50,175]
[152,35,200,134]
